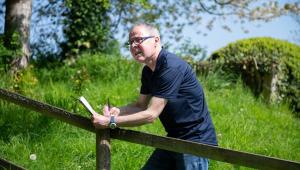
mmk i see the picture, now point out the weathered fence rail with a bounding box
[0,158,26,170]
[0,88,300,170]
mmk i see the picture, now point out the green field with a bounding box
[0,54,299,169]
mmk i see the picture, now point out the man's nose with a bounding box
[131,43,139,48]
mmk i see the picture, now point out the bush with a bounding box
[0,33,22,72]
[210,37,300,115]
[62,0,112,58]
[74,53,141,82]
[36,53,142,84]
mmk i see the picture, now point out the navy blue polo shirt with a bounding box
[140,49,217,145]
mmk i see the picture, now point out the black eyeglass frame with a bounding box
[127,36,155,46]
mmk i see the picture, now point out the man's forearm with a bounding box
[106,96,165,128]
[119,103,146,116]
[116,109,157,127]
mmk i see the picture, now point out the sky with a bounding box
[117,14,299,59]
[0,1,299,59]
[181,15,299,56]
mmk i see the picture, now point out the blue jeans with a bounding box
[141,149,209,170]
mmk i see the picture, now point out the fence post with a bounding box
[96,129,111,170]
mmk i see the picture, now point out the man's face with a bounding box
[128,26,157,63]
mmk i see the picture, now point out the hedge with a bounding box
[210,37,300,115]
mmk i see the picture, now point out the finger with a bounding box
[104,105,109,112]
[91,114,96,121]
[110,107,120,115]
[93,121,106,129]
[91,112,99,118]
[92,118,102,128]
[103,105,110,116]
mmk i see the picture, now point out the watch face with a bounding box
[109,123,117,129]
[109,116,117,129]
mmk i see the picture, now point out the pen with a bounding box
[107,98,110,111]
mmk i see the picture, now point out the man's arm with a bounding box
[92,95,166,129]
[115,96,167,127]
[118,94,151,116]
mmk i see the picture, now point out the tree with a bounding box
[291,13,300,43]
[0,1,4,31]
[27,0,300,60]
[61,0,112,59]
[110,0,300,42]
[1,0,299,65]
[29,0,114,61]
[30,0,67,63]
[4,0,32,72]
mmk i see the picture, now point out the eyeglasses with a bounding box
[127,36,155,46]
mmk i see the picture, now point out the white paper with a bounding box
[79,96,96,115]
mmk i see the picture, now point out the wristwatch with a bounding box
[109,115,117,129]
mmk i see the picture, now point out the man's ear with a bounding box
[155,36,160,46]
[155,36,159,42]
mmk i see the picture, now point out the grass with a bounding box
[0,54,299,169]
[200,76,300,169]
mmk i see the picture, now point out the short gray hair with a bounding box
[131,23,160,37]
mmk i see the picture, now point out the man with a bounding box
[92,23,218,170]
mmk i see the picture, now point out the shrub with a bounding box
[36,53,142,84]
[0,33,22,72]
[210,37,300,115]
[8,65,39,95]
[62,0,112,58]
[74,53,141,82]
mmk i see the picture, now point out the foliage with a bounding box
[71,67,90,96]
[61,0,113,58]
[1,0,298,62]
[172,39,211,76]
[30,0,67,61]
[0,33,22,71]
[0,32,38,94]
[0,65,299,169]
[203,78,300,169]
[8,65,39,95]
[28,0,120,61]
[35,53,141,84]
[175,39,207,60]
[0,38,13,71]
[73,53,141,81]
[110,0,300,42]
[210,37,300,115]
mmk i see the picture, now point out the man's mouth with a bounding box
[135,51,142,56]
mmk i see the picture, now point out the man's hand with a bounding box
[103,105,120,116]
[109,107,120,116]
[92,113,109,129]
[91,105,120,129]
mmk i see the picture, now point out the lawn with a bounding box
[0,54,299,169]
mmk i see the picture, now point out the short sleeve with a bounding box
[153,68,183,99]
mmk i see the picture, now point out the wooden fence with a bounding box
[0,88,300,170]
[0,157,26,170]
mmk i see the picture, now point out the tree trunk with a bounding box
[4,0,32,72]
